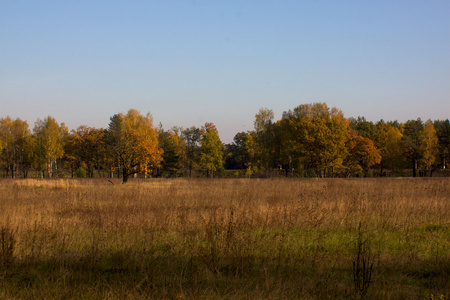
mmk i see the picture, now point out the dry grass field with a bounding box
[0,178,448,299]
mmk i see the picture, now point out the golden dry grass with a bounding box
[0,178,449,299]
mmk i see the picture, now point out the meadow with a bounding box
[0,178,448,299]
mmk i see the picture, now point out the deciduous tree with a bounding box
[344,132,381,176]
[106,109,162,183]
[349,117,380,144]
[377,122,405,175]
[280,103,348,177]
[0,117,32,178]
[200,123,224,178]
[225,131,252,170]
[419,120,439,176]
[66,126,106,178]
[33,116,66,178]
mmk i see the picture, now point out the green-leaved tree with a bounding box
[200,122,224,178]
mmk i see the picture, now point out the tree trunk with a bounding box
[122,168,129,184]
[47,161,52,179]
[289,156,293,178]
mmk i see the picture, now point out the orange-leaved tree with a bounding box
[344,131,381,177]
[106,109,162,183]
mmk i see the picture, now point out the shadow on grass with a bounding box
[2,249,448,299]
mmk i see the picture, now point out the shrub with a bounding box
[365,170,374,177]
[74,167,87,178]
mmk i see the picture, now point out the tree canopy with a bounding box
[200,123,224,178]
[106,109,162,183]
[0,105,448,179]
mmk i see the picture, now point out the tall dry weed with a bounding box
[0,177,448,299]
[353,222,373,299]
[0,225,15,270]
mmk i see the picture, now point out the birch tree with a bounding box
[419,120,439,176]
[33,116,66,178]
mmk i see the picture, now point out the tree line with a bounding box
[0,104,448,182]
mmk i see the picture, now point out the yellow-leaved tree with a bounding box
[33,116,67,178]
[419,120,439,176]
[0,116,32,178]
[377,122,405,175]
[106,109,162,183]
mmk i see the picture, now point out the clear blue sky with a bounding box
[1,1,449,143]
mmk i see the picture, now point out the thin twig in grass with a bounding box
[353,221,373,300]
[0,226,15,270]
